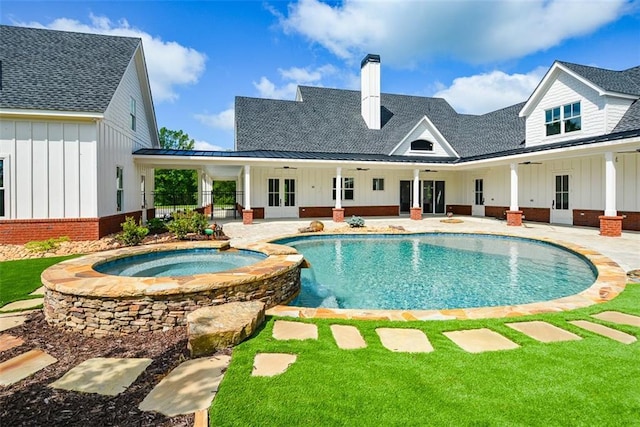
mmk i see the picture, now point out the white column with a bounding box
[604,151,617,216]
[335,167,342,209]
[510,163,519,211]
[197,170,203,207]
[244,165,251,210]
[412,169,420,208]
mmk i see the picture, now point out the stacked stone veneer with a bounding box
[42,241,303,337]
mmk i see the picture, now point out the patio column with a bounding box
[410,168,422,220]
[243,165,253,225]
[333,167,345,222]
[507,163,523,226]
[599,151,622,236]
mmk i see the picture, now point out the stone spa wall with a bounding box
[41,242,303,337]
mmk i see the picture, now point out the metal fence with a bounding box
[150,191,243,220]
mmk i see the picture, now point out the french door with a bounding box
[399,180,445,214]
[265,178,297,218]
[551,174,572,224]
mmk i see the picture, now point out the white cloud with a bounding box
[194,140,228,151]
[433,67,547,114]
[279,0,629,65]
[17,14,206,102]
[253,64,337,99]
[195,108,235,131]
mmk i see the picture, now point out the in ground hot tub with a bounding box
[42,241,304,337]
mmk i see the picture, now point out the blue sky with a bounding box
[2,0,639,150]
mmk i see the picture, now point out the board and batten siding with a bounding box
[0,119,98,219]
[525,72,609,147]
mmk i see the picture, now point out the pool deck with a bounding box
[219,216,639,321]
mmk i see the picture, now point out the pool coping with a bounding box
[265,230,629,321]
[41,240,304,298]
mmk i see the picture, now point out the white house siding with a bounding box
[619,153,639,211]
[604,96,634,133]
[0,119,98,219]
[525,72,606,147]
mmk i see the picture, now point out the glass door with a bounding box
[551,174,572,224]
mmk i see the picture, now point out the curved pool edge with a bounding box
[266,231,628,321]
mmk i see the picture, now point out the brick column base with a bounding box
[410,207,422,221]
[599,215,623,237]
[506,210,523,226]
[242,209,254,225]
[332,208,345,222]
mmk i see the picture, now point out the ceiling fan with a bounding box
[616,148,640,154]
[423,169,438,172]
[518,161,542,165]
[347,167,370,171]
[275,166,298,170]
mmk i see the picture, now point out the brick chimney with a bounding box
[361,54,381,130]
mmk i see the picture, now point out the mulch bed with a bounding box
[0,311,195,427]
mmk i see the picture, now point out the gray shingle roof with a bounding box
[236,87,526,157]
[0,25,140,112]
[559,61,640,96]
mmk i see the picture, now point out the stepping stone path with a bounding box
[331,325,366,349]
[569,320,637,344]
[50,357,152,396]
[444,328,519,353]
[0,315,27,332]
[376,328,433,353]
[139,355,231,417]
[30,286,46,295]
[506,321,581,343]
[0,298,44,312]
[592,311,640,327]
[252,353,297,376]
[272,320,318,340]
[0,334,24,352]
[0,349,57,386]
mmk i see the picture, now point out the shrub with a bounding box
[117,216,149,246]
[346,215,365,228]
[24,236,70,253]
[146,217,168,234]
[166,210,208,239]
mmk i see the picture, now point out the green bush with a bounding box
[346,215,365,228]
[146,217,168,234]
[24,236,70,253]
[117,216,149,246]
[167,210,209,239]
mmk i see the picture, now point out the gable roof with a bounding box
[235,86,526,158]
[0,25,140,113]
[558,61,640,96]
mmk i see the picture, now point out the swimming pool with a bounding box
[94,248,267,277]
[274,233,597,310]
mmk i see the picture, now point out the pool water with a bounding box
[275,234,597,310]
[94,248,266,277]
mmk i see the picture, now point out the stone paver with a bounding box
[570,320,637,344]
[444,328,519,353]
[50,357,152,396]
[592,311,640,328]
[30,286,46,295]
[139,355,230,417]
[252,353,297,377]
[0,349,57,386]
[0,334,25,352]
[0,310,38,319]
[272,320,318,340]
[0,316,27,332]
[506,321,581,343]
[0,298,44,312]
[376,328,433,353]
[330,325,366,349]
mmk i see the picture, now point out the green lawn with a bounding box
[0,255,79,308]
[210,284,640,426]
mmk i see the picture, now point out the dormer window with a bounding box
[411,139,434,151]
[545,102,581,136]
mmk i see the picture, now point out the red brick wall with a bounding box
[299,206,399,218]
[0,218,100,244]
[446,205,472,215]
[484,206,508,219]
[521,207,550,223]
[574,209,640,231]
[237,204,264,219]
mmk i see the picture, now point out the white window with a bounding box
[474,179,483,205]
[116,167,124,212]
[333,177,354,200]
[0,158,7,217]
[545,102,581,136]
[130,97,136,131]
[410,139,434,151]
[372,178,385,191]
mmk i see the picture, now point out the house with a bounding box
[135,54,639,237]
[0,25,159,244]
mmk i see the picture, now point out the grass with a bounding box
[210,284,640,426]
[0,255,79,308]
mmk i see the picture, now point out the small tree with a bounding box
[154,127,198,206]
